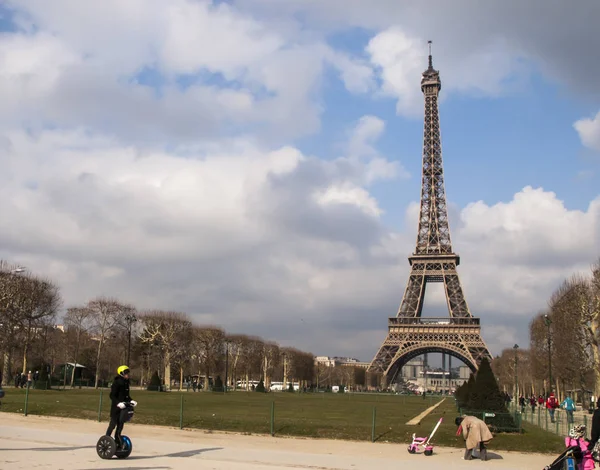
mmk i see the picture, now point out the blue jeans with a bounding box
[548,408,555,422]
[566,410,574,423]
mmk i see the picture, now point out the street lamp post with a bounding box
[125,313,138,366]
[224,341,230,393]
[283,353,287,391]
[513,344,519,402]
[544,314,552,393]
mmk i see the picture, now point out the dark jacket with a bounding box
[109,375,131,413]
[590,408,600,447]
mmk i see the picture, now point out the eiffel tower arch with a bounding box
[368,43,492,383]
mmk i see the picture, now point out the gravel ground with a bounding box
[0,413,555,469]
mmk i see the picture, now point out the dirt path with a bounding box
[0,413,553,469]
[406,397,446,425]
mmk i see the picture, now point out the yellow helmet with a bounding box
[117,365,130,376]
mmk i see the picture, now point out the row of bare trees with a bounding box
[1,261,61,385]
[1,261,325,390]
[492,259,600,400]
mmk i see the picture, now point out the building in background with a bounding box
[400,357,471,393]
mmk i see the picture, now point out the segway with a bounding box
[96,402,135,459]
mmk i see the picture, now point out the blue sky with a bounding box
[0,0,599,362]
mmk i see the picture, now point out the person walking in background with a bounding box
[562,393,576,424]
[546,392,559,423]
[538,395,544,407]
[519,395,526,413]
[530,395,537,414]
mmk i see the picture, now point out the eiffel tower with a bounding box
[368,43,491,382]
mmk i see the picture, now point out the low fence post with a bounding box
[24,384,30,416]
[371,406,377,443]
[270,401,275,437]
[98,389,103,422]
[179,394,184,430]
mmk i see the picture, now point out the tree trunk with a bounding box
[588,322,600,397]
[204,364,210,391]
[21,324,31,374]
[70,330,81,388]
[2,351,11,386]
[94,336,105,389]
[179,365,183,392]
[164,350,171,391]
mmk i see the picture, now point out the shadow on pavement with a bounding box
[0,445,94,452]
[82,467,171,470]
[126,447,223,460]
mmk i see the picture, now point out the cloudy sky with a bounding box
[1,1,599,363]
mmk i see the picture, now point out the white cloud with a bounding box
[2,122,599,359]
[1,0,599,364]
[365,28,524,116]
[366,28,425,116]
[574,111,600,152]
[0,1,363,143]
[235,0,599,96]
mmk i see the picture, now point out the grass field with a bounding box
[0,387,564,453]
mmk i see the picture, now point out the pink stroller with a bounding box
[408,418,443,456]
[564,425,594,470]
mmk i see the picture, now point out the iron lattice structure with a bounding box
[368,46,492,380]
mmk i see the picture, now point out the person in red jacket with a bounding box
[546,392,559,423]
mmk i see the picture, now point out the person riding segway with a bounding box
[96,365,137,459]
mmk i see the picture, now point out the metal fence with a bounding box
[509,402,592,438]
[458,408,522,433]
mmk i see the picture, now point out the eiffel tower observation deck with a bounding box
[368,42,492,382]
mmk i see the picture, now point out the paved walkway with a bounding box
[0,413,553,469]
[406,398,446,425]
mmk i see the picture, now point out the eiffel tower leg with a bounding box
[443,270,470,318]
[397,271,426,317]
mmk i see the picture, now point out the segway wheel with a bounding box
[96,435,116,459]
[424,449,433,456]
[115,435,133,459]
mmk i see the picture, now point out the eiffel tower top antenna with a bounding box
[428,40,432,68]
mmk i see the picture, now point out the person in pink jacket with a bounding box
[565,424,594,470]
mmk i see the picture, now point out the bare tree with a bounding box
[64,306,93,387]
[238,336,264,389]
[171,323,194,391]
[548,278,591,395]
[19,275,61,374]
[530,312,551,394]
[88,297,133,388]
[192,326,225,390]
[139,311,192,390]
[226,334,248,390]
[262,342,280,389]
[0,261,26,385]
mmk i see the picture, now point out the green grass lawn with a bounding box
[0,388,564,453]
